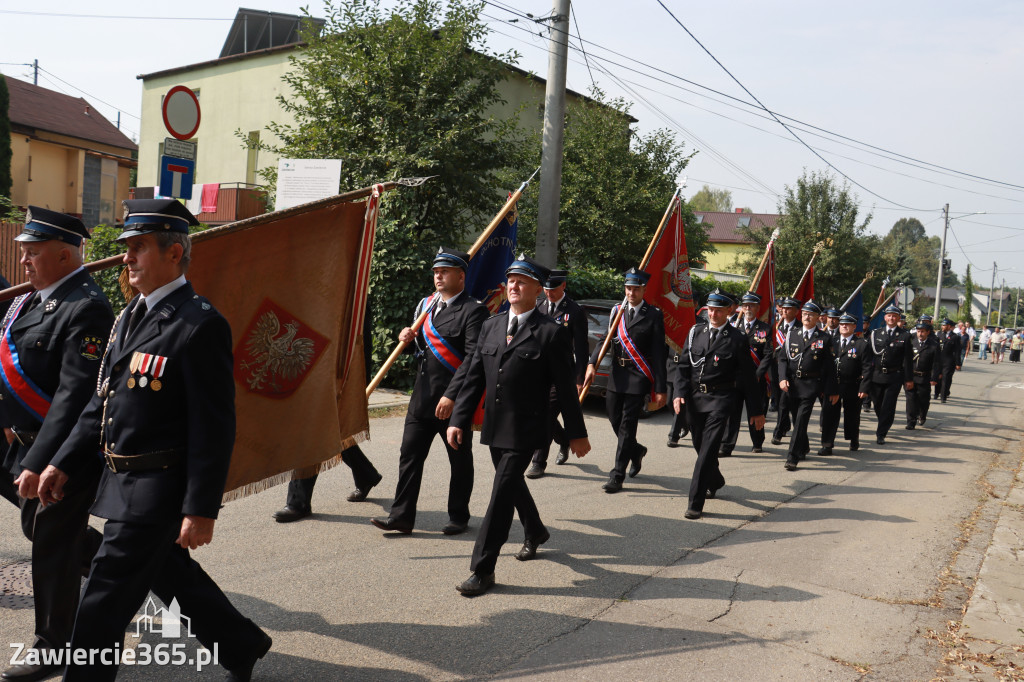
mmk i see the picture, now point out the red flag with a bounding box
[643,197,696,351]
[794,265,815,303]
[752,241,777,326]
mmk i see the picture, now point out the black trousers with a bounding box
[285,443,381,511]
[666,376,689,439]
[469,448,545,576]
[19,468,102,650]
[605,391,646,481]
[905,380,933,424]
[772,389,792,440]
[820,383,861,446]
[388,414,473,526]
[786,393,817,461]
[531,388,569,465]
[870,379,903,439]
[721,381,766,453]
[687,408,729,512]
[64,519,265,682]
[939,363,956,400]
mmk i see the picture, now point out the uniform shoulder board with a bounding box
[190,294,215,313]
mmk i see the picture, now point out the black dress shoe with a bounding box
[370,517,413,534]
[751,446,763,453]
[441,521,468,536]
[784,459,798,471]
[224,631,272,682]
[272,506,311,523]
[602,478,623,493]
[850,440,859,451]
[515,528,550,561]
[1,657,59,682]
[940,397,947,403]
[525,462,546,479]
[555,446,569,465]
[456,572,495,596]
[718,449,732,457]
[706,486,721,499]
[905,423,915,430]
[817,446,833,457]
[876,437,886,445]
[771,436,783,445]
[666,437,681,448]
[347,472,384,502]
[628,445,647,478]
[683,509,701,520]
[919,415,926,425]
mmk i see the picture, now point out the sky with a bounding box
[2,0,1023,289]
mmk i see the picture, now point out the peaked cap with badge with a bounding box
[118,199,200,240]
[432,246,471,271]
[17,206,92,246]
[506,253,550,284]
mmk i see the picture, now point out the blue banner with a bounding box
[465,198,518,315]
[844,290,864,334]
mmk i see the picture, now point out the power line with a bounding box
[568,5,596,91]
[483,0,1024,194]
[36,67,140,121]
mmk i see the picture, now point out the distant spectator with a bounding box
[978,327,992,360]
[990,327,1007,364]
[1010,330,1022,363]
[963,324,975,365]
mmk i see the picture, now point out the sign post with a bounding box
[159,157,195,199]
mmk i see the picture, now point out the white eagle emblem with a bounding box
[240,311,316,392]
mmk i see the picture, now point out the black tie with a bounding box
[127,300,148,337]
[506,316,518,344]
[628,307,635,322]
[437,300,446,314]
[804,330,810,342]
[842,338,848,350]
[548,301,555,316]
[710,328,718,345]
[23,292,40,314]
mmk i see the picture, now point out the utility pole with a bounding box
[33,59,38,86]
[535,0,570,269]
[1014,284,1020,328]
[989,262,997,326]
[933,203,949,320]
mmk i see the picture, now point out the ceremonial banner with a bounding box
[868,290,900,330]
[794,265,815,303]
[752,241,777,327]
[643,196,696,351]
[845,289,865,334]
[465,195,518,314]
[187,196,376,501]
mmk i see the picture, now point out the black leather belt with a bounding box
[881,366,899,374]
[672,354,681,363]
[11,427,38,446]
[697,381,735,393]
[913,370,925,376]
[104,448,182,474]
[617,357,630,366]
[796,370,819,379]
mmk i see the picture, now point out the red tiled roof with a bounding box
[5,76,137,152]
[693,210,781,244]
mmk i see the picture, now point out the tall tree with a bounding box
[960,264,976,325]
[738,169,877,306]
[0,76,12,199]
[515,87,709,272]
[687,184,732,213]
[881,217,958,288]
[256,0,529,387]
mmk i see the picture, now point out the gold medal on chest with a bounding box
[150,379,162,391]
[127,377,135,389]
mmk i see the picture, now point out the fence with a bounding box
[0,222,28,286]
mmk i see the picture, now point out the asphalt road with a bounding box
[1,358,1022,680]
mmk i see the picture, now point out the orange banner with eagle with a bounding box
[643,195,696,351]
[187,193,379,501]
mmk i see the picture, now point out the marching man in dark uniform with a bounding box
[447,254,590,596]
[37,199,271,682]
[585,268,666,493]
[866,304,914,444]
[370,247,487,535]
[526,269,588,478]
[906,320,941,429]
[778,300,839,471]
[818,312,872,455]
[823,308,842,340]
[672,290,763,519]
[0,208,114,682]
[936,318,961,403]
[719,292,771,455]
[770,297,801,445]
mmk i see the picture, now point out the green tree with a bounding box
[738,169,877,306]
[254,0,529,388]
[688,184,732,213]
[515,87,709,273]
[960,264,976,326]
[0,76,12,199]
[880,217,958,289]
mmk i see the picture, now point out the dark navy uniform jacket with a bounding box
[674,321,762,416]
[52,282,235,523]
[0,269,113,476]
[734,317,773,382]
[451,311,587,451]
[408,291,487,421]
[832,335,873,393]
[867,327,914,384]
[910,335,942,384]
[777,326,840,400]
[937,329,962,368]
[536,294,589,384]
[590,301,667,395]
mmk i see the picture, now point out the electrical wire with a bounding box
[568,5,596,91]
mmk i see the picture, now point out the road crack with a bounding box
[708,568,744,623]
